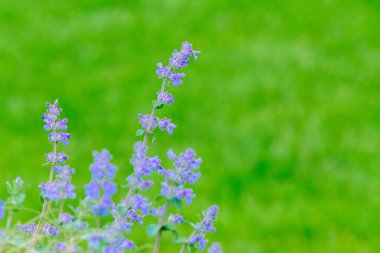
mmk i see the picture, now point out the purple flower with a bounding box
[156,42,200,85]
[170,72,185,86]
[176,188,196,205]
[85,181,100,198]
[158,92,175,105]
[168,214,184,225]
[208,242,222,253]
[41,224,59,236]
[131,194,152,215]
[42,100,71,146]
[128,142,161,191]
[40,166,76,201]
[169,41,200,69]
[59,213,73,224]
[18,223,37,234]
[189,235,208,250]
[85,149,118,216]
[156,63,171,78]
[158,118,176,135]
[55,242,66,251]
[138,114,158,131]
[46,152,69,164]
[0,200,5,220]
[40,180,60,201]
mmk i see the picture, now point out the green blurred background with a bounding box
[1,0,380,252]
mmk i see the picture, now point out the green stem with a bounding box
[5,210,13,230]
[143,77,168,146]
[153,200,169,253]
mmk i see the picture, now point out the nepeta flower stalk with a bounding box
[151,42,200,253]
[32,99,73,244]
[85,149,118,216]
[179,205,220,253]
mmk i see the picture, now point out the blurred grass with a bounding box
[1,0,380,252]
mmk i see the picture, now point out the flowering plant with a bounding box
[0,42,221,253]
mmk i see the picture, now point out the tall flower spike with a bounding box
[42,99,71,147]
[156,41,200,86]
[187,205,219,250]
[84,149,118,216]
[158,148,202,205]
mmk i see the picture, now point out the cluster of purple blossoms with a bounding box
[156,41,200,86]
[0,200,5,220]
[18,223,59,236]
[157,91,175,105]
[168,214,184,225]
[188,205,219,250]
[126,142,161,191]
[55,242,82,252]
[87,208,139,252]
[42,99,71,147]
[158,149,202,205]
[138,114,176,135]
[208,242,222,253]
[85,149,118,216]
[40,165,76,201]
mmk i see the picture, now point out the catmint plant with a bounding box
[0,42,222,253]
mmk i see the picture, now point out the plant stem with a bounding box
[179,231,195,253]
[5,210,13,230]
[143,78,168,146]
[30,139,57,251]
[153,200,169,253]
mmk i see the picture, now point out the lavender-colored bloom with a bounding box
[59,213,73,224]
[42,100,71,146]
[158,118,176,135]
[158,91,175,105]
[0,200,5,220]
[138,114,158,131]
[127,142,161,191]
[131,194,152,215]
[40,166,76,201]
[85,181,100,198]
[55,242,66,251]
[156,42,200,85]
[156,63,171,78]
[204,205,219,221]
[85,149,118,216]
[75,220,88,229]
[170,72,185,85]
[176,188,196,205]
[187,205,219,250]
[208,242,222,253]
[18,223,37,234]
[46,152,68,164]
[189,235,208,250]
[169,41,200,70]
[40,180,60,201]
[168,214,184,225]
[41,224,59,236]
[127,209,143,225]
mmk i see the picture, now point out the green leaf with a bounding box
[162,225,179,241]
[6,181,13,195]
[40,194,45,203]
[169,198,182,210]
[146,224,161,237]
[173,237,188,244]
[16,193,26,206]
[136,129,145,136]
[184,220,197,229]
[189,244,197,253]
[152,99,164,109]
